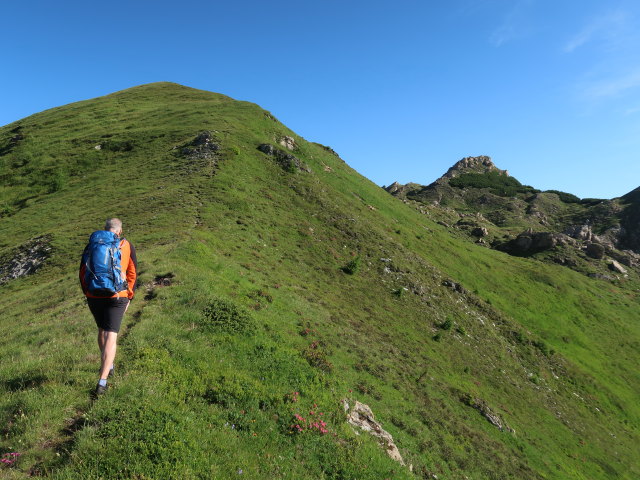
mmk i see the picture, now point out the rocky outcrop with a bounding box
[0,236,52,285]
[278,136,297,151]
[564,225,597,242]
[384,182,422,197]
[460,394,515,434]
[499,230,574,255]
[440,156,508,181]
[257,144,310,173]
[343,399,405,465]
[180,131,220,160]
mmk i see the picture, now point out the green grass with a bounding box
[0,82,638,479]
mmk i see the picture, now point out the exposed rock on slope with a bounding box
[343,399,405,466]
[180,131,220,160]
[257,143,311,172]
[385,156,640,279]
[0,235,52,285]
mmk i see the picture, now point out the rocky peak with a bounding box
[383,181,422,198]
[440,155,508,181]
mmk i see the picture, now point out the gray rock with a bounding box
[471,227,489,237]
[257,144,310,173]
[343,399,405,465]
[0,236,52,285]
[442,279,466,294]
[585,243,605,259]
[514,235,533,251]
[181,131,220,160]
[588,273,615,281]
[461,395,515,434]
[278,136,297,151]
[502,230,572,255]
[564,224,594,242]
[609,260,627,274]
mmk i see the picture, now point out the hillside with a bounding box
[385,156,640,280]
[1,83,639,479]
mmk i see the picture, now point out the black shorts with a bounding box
[87,297,129,333]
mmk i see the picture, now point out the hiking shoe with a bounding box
[108,366,115,378]
[93,383,108,397]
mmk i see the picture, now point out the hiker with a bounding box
[79,218,137,396]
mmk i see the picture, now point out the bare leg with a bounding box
[99,331,118,380]
[98,328,106,354]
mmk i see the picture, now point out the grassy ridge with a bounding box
[0,83,638,479]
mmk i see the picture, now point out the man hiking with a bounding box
[79,218,137,397]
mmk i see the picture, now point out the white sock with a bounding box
[98,379,107,387]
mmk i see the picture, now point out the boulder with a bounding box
[343,399,405,465]
[501,230,572,255]
[564,225,594,242]
[531,232,558,250]
[585,243,605,259]
[609,260,627,274]
[471,227,489,237]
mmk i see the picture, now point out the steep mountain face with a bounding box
[386,156,640,279]
[1,85,639,480]
[619,187,640,251]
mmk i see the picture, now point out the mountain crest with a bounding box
[440,155,508,181]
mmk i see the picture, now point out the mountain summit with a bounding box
[386,156,640,278]
[438,155,508,181]
[1,83,639,479]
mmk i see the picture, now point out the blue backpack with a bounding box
[82,231,128,297]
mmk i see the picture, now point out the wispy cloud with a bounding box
[584,68,640,99]
[623,104,640,115]
[564,9,630,53]
[489,0,534,47]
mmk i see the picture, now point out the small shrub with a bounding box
[201,297,254,334]
[392,288,405,298]
[341,255,360,275]
[513,331,526,344]
[439,319,452,330]
[432,333,442,342]
[302,341,333,372]
[456,325,467,336]
[531,340,550,356]
[355,380,382,400]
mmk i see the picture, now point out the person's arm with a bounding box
[79,246,88,295]
[126,242,138,300]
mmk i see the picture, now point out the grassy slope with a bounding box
[0,83,638,479]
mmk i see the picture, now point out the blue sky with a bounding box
[2,0,639,198]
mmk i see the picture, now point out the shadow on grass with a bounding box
[1,373,48,392]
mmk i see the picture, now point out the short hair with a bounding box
[105,218,123,232]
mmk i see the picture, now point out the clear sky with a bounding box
[2,0,639,199]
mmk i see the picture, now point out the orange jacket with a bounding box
[79,237,137,299]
